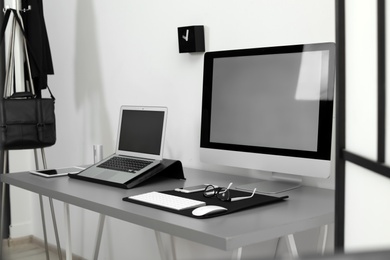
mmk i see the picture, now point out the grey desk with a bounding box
[0,168,334,260]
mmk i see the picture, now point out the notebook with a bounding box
[69,106,168,188]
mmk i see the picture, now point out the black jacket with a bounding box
[21,0,54,97]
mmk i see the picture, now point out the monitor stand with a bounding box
[236,173,302,194]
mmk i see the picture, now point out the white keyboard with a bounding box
[129,191,206,211]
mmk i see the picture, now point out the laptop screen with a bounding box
[116,106,168,159]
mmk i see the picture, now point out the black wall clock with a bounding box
[177,25,205,53]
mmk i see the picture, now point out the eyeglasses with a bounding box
[203,182,256,202]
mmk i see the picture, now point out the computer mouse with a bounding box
[192,205,227,217]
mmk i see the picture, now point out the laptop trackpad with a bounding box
[96,170,116,179]
[82,168,134,184]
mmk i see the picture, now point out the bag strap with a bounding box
[2,10,22,98]
[2,9,55,100]
[1,9,13,95]
[12,9,55,100]
[0,9,12,43]
[10,9,36,96]
[1,8,35,98]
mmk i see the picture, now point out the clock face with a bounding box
[178,26,205,53]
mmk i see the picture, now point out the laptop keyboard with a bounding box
[128,191,206,211]
[98,156,153,173]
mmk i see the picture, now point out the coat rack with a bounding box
[0,3,61,260]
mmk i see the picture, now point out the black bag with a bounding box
[0,93,56,150]
[0,9,56,150]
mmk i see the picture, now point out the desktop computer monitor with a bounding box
[200,43,336,194]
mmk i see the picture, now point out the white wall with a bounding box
[11,0,335,259]
[343,0,390,252]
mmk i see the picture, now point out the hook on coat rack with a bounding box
[3,5,32,13]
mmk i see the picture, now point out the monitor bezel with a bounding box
[200,43,335,162]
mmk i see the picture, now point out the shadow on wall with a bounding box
[74,0,113,162]
[73,2,114,257]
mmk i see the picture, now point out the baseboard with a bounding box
[3,235,86,260]
[6,235,33,247]
[9,221,33,238]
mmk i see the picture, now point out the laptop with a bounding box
[69,106,168,188]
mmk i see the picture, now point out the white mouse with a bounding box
[192,205,227,217]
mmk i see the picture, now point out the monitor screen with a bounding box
[200,43,335,192]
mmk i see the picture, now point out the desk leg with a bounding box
[49,198,63,260]
[35,148,55,260]
[64,203,72,260]
[273,237,281,259]
[93,214,105,260]
[39,195,50,260]
[317,224,328,255]
[231,247,242,260]
[285,234,299,258]
[155,231,177,260]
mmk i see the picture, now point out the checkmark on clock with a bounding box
[182,29,189,41]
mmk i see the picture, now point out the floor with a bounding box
[3,242,63,260]
[1,237,76,260]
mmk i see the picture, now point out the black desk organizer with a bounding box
[123,189,288,219]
